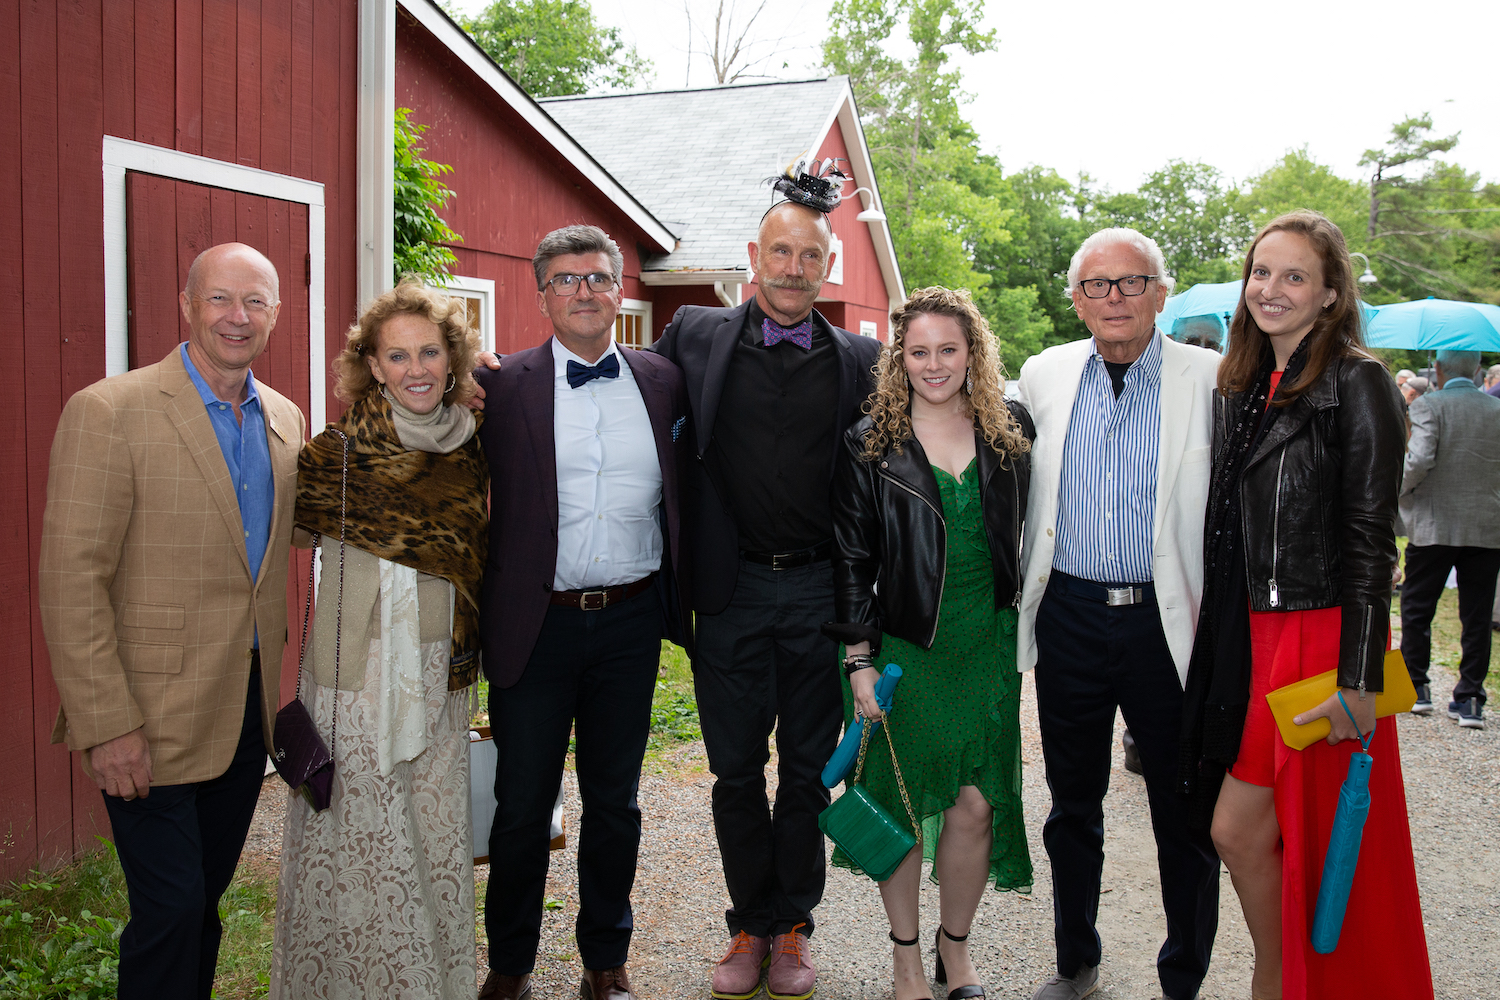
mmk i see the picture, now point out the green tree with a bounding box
[451,0,652,97]
[1358,115,1500,303]
[393,107,461,285]
[824,0,1054,358]
[824,0,1010,294]
[990,165,1087,345]
[1083,160,1252,290]
[1239,148,1369,253]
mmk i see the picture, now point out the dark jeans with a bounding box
[103,668,266,1000]
[1033,573,1219,1000]
[1401,543,1500,706]
[692,558,842,939]
[485,589,661,974]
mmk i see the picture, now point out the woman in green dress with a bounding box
[828,286,1034,1000]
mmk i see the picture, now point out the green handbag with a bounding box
[817,713,920,883]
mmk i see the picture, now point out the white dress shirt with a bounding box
[552,338,664,591]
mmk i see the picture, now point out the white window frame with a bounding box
[615,297,654,348]
[101,136,328,429]
[433,274,496,354]
[859,320,878,339]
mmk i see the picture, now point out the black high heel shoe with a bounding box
[934,925,986,999]
[888,932,934,1000]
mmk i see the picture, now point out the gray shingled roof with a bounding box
[541,78,848,274]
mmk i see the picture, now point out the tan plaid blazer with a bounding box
[40,346,305,785]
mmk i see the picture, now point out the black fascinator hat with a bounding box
[765,155,850,214]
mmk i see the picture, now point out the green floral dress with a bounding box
[833,459,1032,892]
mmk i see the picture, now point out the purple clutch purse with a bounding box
[272,697,334,811]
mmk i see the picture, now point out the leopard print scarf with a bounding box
[295,392,488,690]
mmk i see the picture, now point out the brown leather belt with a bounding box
[549,574,655,611]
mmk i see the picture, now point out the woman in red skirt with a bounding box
[1179,211,1433,1000]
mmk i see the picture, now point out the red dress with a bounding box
[1229,374,1434,999]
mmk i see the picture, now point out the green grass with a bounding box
[0,839,279,1000]
[648,640,700,750]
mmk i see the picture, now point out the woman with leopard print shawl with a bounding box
[272,281,488,1000]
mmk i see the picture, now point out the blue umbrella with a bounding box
[1311,749,1372,953]
[1156,280,1243,341]
[1362,297,1500,351]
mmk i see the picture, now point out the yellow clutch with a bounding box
[1265,650,1417,750]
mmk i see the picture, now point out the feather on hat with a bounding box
[765,154,849,214]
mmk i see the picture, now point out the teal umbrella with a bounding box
[1363,297,1500,351]
[1156,281,1242,342]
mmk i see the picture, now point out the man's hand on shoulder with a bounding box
[89,728,153,800]
[464,352,504,411]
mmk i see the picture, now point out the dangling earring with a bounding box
[965,367,973,394]
[445,372,457,393]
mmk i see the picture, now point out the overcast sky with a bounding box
[448,0,1499,194]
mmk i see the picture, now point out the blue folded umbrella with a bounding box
[822,663,902,788]
[1311,749,1373,954]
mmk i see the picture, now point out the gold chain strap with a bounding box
[850,710,923,848]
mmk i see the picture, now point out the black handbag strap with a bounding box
[292,429,349,760]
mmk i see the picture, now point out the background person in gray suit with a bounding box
[1399,349,1500,727]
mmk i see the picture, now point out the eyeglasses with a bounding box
[544,272,617,296]
[1076,275,1157,299]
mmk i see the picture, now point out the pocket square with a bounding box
[671,415,686,442]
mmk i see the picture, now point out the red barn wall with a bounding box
[1,0,359,880]
[648,285,727,340]
[395,10,660,355]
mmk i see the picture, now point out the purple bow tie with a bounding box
[761,317,813,350]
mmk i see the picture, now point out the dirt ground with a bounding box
[242,630,1500,998]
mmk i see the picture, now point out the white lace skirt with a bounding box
[270,636,476,1000]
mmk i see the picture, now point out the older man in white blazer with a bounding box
[1017,228,1221,1000]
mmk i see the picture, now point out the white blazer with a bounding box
[1015,333,1221,686]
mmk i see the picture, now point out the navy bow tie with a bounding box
[762,317,814,350]
[566,353,620,388]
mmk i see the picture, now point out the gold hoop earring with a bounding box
[445,372,457,393]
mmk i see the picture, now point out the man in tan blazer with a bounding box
[40,243,304,1000]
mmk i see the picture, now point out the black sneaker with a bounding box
[1122,729,1143,776]
[1411,685,1434,715]
[1448,697,1485,730]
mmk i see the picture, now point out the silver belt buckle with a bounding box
[579,589,609,611]
[1105,586,1143,607]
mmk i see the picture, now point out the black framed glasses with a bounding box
[545,272,617,296]
[1077,275,1157,299]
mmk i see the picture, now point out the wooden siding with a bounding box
[394,10,657,355]
[1,0,358,881]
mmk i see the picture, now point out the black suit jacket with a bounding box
[651,300,882,615]
[475,338,693,688]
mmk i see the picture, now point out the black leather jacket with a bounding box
[1223,355,1405,691]
[829,402,1035,652]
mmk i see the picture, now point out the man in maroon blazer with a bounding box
[474,226,691,1000]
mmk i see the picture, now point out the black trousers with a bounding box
[1033,573,1219,1000]
[692,559,842,939]
[103,668,266,1000]
[1401,543,1500,706]
[486,589,661,974]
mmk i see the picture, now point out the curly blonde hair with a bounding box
[334,280,481,407]
[861,286,1030,461]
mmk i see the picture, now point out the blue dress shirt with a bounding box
[180,343,276,594]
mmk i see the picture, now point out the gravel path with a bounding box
[242,654,1500,999]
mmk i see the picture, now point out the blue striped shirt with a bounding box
[1052,332,1162,584]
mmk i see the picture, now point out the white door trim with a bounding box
[101,135,329,429]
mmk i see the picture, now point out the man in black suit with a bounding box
[475,225,692,1000]
[651,196,881,1000]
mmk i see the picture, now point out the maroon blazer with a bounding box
[475,338,693,688]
